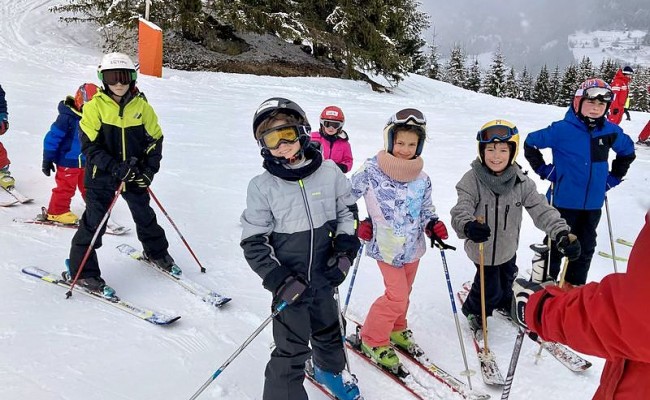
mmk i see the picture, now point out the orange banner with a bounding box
[138,18,163,78]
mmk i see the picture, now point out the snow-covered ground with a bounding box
[569,29,650,66]
[1,1,649,399]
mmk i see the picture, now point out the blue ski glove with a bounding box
[535,164,556,182]
[605,174,621,191]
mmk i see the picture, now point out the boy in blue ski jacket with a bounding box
[524,78,636,286]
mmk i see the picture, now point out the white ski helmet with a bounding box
[97,52,137,83]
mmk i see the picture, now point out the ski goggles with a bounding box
[389,108,426,126]
[102,69,135,86]
[477,124,518,143]
[583,86,613,102]
[321,120,343,129]
[257,125,302,150]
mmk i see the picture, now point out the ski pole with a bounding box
[66,181,125,298]
[334,287,353,375]
[148,188,206,273]
[477,216,489,354]
[546,183,554,280]
[342,241,365,317]
[432,237,474,390]
[500,328,526,400]
[188,301,288,400]
[604,196,618,273]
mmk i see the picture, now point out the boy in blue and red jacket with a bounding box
[42,83,98,224]
[524,78,636,287]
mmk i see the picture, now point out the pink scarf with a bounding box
[376,150,423,182]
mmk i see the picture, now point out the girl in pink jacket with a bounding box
[310,105,353,172]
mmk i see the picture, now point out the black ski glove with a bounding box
[464,220,491,243]
[133,169,154,188]
[111,161,138,182]
[511,278,551,330]
[42,159,55,176]
[275,275,308,305]
[324,253,352,286]
[555,231,581,261]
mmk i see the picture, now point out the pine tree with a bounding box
[483,47,507,97]
[518,67,533,102]
[598,58,618,83]
[549,65,562,105]
[424,33,441,80]
[532,65,552,104]
[502,67,519,99]
[465,58,482,92]
[576,56,595,84]
[557,64,579,107]
[628,65,650,112]
[443,44,466,88]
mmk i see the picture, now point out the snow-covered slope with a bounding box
[2,1,649,399]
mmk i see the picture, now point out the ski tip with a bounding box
[151,315,181,325]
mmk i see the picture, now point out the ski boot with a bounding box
[63,260,116,300]
[390,329,424,357]
[360,341,401,371]
[530,243,552,284]
[310,361,361,400]
[47,211,79,225]
[144,251,182,277]
[0,167,15,189]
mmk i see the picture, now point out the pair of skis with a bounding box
[598,237,634,262]
[0,185,33,206]
[22,244,231,326]
[341,318,490,400]
[457,281,592,387]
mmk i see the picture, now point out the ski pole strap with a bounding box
[432,236,456,251]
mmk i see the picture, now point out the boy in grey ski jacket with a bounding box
[450,120,579,329]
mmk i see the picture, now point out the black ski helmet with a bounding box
[252,97,311,140]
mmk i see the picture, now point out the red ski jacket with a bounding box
[527,212,650,400]
[607,69,631,125]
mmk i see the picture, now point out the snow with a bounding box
[1,1,650,399]
[568,29,650,67]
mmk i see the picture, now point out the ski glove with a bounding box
[0,120,7,135]
[555,231,581,261]
[425,219,449,241]
[275,275,308,306]
[134,169,154,188]
[464,220,491,243]
[535,164,556,182]
[605,174,622,191]
[357,218,373,241]
[42,159,55,176]
[325,253,352,286]
[511,278,551,330]
[111,161,138,182]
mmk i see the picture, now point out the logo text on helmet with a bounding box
[257,99,280,114]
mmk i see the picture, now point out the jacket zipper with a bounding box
[298,179,315,282]
[504,204,510,231]
[491,196,499,266]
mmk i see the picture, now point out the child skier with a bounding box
[65,53,177,296]
[350,108,448,370]
[310,105,353,172]
[0,83,13,189]
[524,78,636,287]
[450,119,580,332]
[41,83,99,224]
[240,97,361,400]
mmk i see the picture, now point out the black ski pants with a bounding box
[263,285,345,400]
[68,185,168,279]
[462,255,518,318]
[544,207,601,286]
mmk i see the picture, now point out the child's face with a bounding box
[580,99,608,119]
[392,130,420,160]
[108,82,129,97]
[483,142,511,174]
[267,119,301,160]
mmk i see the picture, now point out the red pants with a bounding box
[0,142,9,169]
[360,259,420,347]
[48,167,86,215]
[639,121,650,142]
